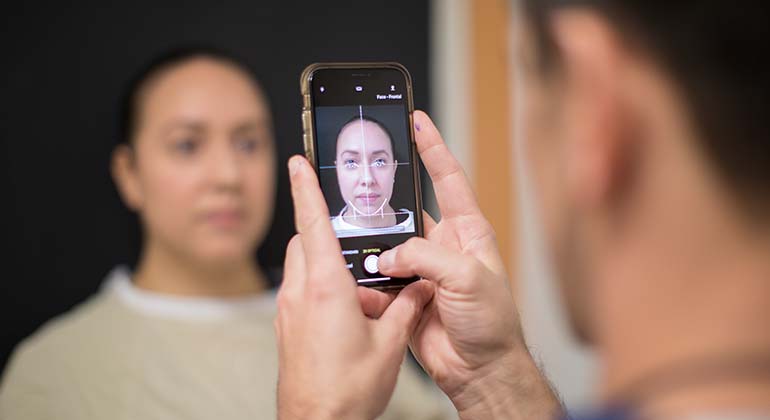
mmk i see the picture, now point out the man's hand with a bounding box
[275,156,434,420]
[365,111,563,420]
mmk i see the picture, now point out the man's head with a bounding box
[335,116,398,216]
[514,1,770,341]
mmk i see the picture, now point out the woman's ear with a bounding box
[111,144,144,211]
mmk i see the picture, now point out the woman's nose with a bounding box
[210,146,241,189]
[358,163,374,186]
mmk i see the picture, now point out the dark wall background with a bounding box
[1,0,430,372]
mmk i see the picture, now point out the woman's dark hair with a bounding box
[117,45,264,146]
[336,115,398,162]
[522,0,770,213]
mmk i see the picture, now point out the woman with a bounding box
[0,48,445,420]
[331,115,415,238]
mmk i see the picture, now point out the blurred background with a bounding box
[1,0,597,412]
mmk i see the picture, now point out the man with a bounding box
[275,1,770,419]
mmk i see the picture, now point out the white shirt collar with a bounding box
[102,266,276,321]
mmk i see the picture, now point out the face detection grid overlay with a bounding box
[320,105,412,221]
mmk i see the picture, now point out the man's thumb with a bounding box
[378,280,434,346]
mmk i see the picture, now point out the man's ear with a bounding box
[111,144,144,211]
[551,9,635,210]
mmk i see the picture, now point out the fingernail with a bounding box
[378,249,397,270]
[289,156,302,176]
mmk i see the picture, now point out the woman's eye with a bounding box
[235,138,259,153]
[174,139,198,154]
[344,159,359,169]
[372,158,387,168]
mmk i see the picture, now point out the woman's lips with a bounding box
[355,193,381,206]
[203,209,244,229]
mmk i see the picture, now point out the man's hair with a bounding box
[336,115,398,162]
[522,0,770,214]
[117,45,264,145]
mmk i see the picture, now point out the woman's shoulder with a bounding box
[0,268,138,418]
[2,270,129,380]
[0,296,114,417]
[331,213,357,231]
[7,295,112,366]
[396,209,415,228]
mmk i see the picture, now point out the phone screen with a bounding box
[306,66,422,288]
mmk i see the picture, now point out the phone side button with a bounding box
[302,110,312,131]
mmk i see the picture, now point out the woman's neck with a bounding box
[342,204,397,228]
[133,239,267,297]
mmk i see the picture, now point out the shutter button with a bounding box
[363,254,379,274]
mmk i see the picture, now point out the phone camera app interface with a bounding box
[310,68,419,287]
[318,105,415,239]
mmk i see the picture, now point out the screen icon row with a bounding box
[318,84,397,93]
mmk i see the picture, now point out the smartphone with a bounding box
[300,62,424,289]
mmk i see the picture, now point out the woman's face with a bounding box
[117,57,276,265]
[335,120,397,215]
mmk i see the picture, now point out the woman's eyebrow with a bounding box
[232,120,266,135]
[370,149,391,157]
[340,150,360,156]
[161,119,206,135]
[161,120,206,134]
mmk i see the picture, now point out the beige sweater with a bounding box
[0,267,449,420]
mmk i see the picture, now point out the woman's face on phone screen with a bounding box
[335,120,397,215]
